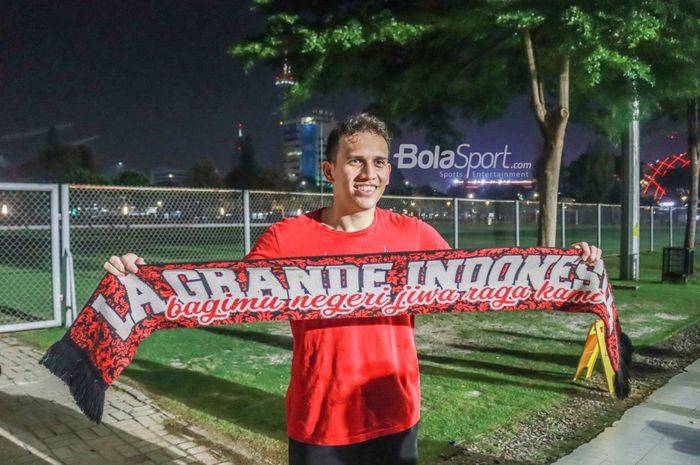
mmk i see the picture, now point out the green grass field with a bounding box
[0,229,56,325]
[14,249,700,464]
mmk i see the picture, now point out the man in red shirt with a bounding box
[105,114,602,465]
[244,115,449,464]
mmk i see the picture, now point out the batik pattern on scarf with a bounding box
[41,247,632,423]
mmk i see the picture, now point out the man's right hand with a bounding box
[103,253,145,277]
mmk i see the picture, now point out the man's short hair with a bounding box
[325,113,391,162]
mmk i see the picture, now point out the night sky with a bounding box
[1,1,686,188]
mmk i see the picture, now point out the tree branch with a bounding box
[558,54,570,120]
[552,54,570,141]
[523,29,548,133]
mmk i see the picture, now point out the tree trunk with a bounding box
[523,29,570,247]
[537,138,565,246]
[685,97,699,250]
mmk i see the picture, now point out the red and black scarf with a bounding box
[41,247,632,423]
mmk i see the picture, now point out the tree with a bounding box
[563,142,620,203]
[188,159,223,188]
[113,170,150,186]
[233,0,683,246]
[623,6,700,250]
[654,20,700,250]
[20,138,106,183]
[225,134,259,189]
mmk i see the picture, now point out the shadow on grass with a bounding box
[449,342,581,368]
[125,359,287,441]
[451,341,668,377]
[200,326,293,351]
[0,304,43,323]
[201,327,586,394]
[420,353,568,383]
[481,328,581,344]
[418,363,583,395]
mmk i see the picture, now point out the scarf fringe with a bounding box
[613,331,633,399]
[39,335,107,423]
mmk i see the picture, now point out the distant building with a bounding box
[150,167,187,186]
[282,110,337,186]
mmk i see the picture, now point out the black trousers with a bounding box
[288,423,419,465]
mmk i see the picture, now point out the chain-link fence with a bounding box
[1,182,697,330]
[247,191,333,248]
[454,199,518,248]
[65,185,246,318]
[380,196,456,246]
[0,183,61,332]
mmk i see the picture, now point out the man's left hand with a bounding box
[571,242,603,266]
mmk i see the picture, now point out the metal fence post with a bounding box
[650,207,654,252]
[669,207,673,247]
[597,204,602,248]
[60,184,76,327]
[452,198,459,249]
[515,200,520,246]
[243,190,251,254]
[51,185,62,328]
[561,202,566,248]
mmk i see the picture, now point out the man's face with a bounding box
[322,132,391,214]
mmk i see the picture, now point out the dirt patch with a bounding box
[441,323,700,465]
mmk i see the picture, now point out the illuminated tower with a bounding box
[274,58,296,89]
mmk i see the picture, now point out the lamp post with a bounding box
[621,98,640,281]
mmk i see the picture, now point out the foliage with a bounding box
[187,159,223,188]
[61,166,111,185]
[385,167,414,196]
[562,142,621,203]
[225,134,292,190]
[113,170,150,186]
[225,134,259,189]
[19,137,106,184]
[232,0,691,246]
[233,1,686,138]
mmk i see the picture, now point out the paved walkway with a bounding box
[0,336,243,465]
[552,358,700,465]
